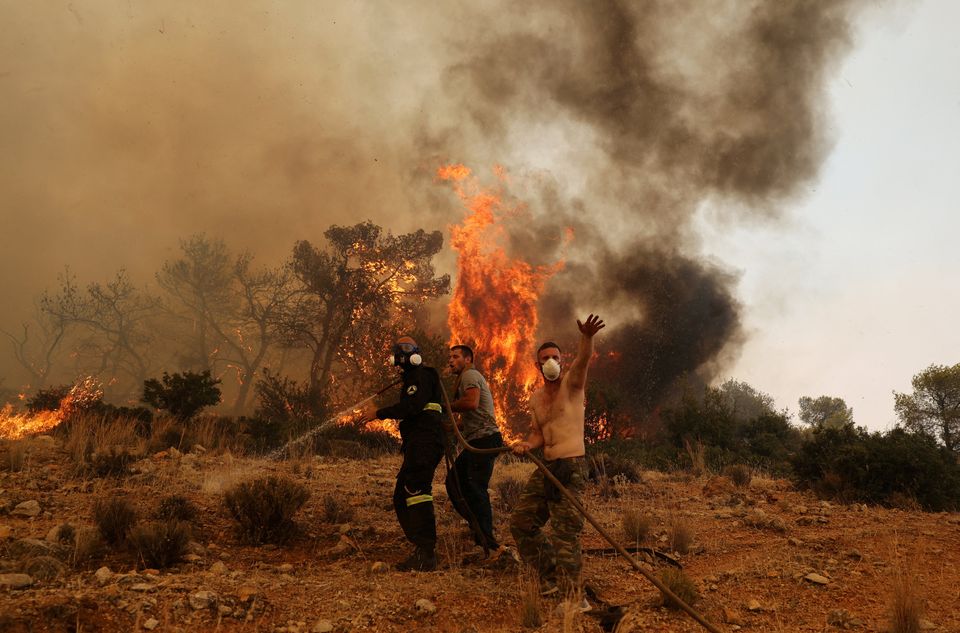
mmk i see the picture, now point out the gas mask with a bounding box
[540,358,561,381]
[389,342,422,368]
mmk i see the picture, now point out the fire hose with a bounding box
[268,380,401,461]
[436,379,725,633]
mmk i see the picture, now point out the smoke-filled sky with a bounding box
[1,1,955,429]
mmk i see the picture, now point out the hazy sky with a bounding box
[700,0,960,429]
[1,1,955,430]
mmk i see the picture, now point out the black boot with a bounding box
[396,547,438,572]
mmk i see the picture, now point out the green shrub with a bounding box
[142,370,222,420]
[129,520,191,568]
[93,496,138,545]
[792,426,960,511]
[224,476,309,545]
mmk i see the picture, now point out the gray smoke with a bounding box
[0,1,867,414]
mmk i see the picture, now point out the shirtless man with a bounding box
[510,314,605,604]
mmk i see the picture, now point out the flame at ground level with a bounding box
[0,406,63,440]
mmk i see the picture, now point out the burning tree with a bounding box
[438,164,566,438]
[276,221,449,412]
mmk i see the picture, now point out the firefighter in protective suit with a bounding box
[362,336,445,571]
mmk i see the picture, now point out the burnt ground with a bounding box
[1,436,959,633]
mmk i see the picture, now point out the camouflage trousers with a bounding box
[509,456,587,589]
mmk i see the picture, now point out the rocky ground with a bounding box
[1,434,959,633]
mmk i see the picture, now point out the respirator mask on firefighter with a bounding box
[540,358,561,381]
[389,342,422,368]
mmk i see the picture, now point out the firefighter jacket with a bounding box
[375,365,444,438]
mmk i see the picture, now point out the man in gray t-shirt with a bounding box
[457,366,499,441]
[445,345,506,559]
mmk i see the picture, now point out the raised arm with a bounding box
[566,314,605,392]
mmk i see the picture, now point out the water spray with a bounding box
[268,380,401,461]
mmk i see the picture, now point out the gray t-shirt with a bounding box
[458,368,500,441]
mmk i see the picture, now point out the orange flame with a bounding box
[0,376,103,440]
[438,164,567,440]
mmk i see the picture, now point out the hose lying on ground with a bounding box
[437,379,725,633]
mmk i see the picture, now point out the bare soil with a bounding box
[1,436,959,633]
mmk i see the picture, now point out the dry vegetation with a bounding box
[1,425,959,633]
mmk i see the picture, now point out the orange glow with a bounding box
[0,405,62,440]
[0,376,103,440]
[438,164,567,441]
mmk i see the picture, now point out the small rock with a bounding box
[236,585,260,602]
[168,446,182,458]
[723,607,745,626]
[370,561,389,574]
[312,620,334,633]
[23,555,66,580]
[804,573,830,585]
[209,561,228,575]
[11,500,41,518]
[130,583,158,592]
[0,573,33,588]
[338,524,353,534]
[192,444,207,454]
[45,524,67,543]
[847,549,864,561]
[277,563,294,573]
[186,541,207,555]
[0,525,12,539]
[183,554,202,562]
[94,566,114,586]
[329,535,354,557]
[746,599,762,611]
[143,617,160,630]
[9,538,64,559]
[919,619,937,630]
[189,590,218,610]
[415,598,436,615]
[788,537,803,546]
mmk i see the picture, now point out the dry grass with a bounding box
[683,438,707,477]
[889,546,924,633]
[92,495,138,545]
[4,439,28,472]
[518,569,543,629]
[668,515,695,554]
[621,508,653,546]
[723,464,752,488]
[63,414,145,472]
[320,493,356,524]
[658,567,699,610]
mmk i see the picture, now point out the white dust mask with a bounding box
[541,358,561,381]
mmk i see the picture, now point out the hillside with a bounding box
[1,435,959,633]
